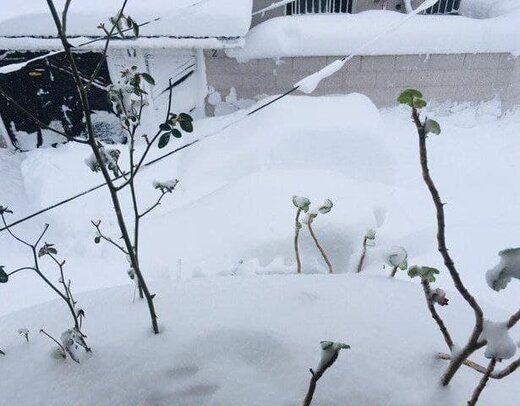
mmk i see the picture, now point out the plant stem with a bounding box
[390,266,398,277]
[467,358,497,406]
[421,279,454,350]
[294,209,302,274]
[356,237,368,273]
[411,107,484,385]
[303,353,340,406]
[308,223,333,274]
[46,0,159,334]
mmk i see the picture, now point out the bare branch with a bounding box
[410,106,484,386]
[91,220,128,255]
[438,353,520,380]
[421,280,454,350]
[467,358,497,406]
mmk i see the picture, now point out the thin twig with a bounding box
[422,280,454,350]
[467,358,497,406]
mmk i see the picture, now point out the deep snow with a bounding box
[1,94,519,404]
[0,276,519,406]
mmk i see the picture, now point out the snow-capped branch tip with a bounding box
[486,247,520,292]
[153,179,179,193]
[316,341,351,373]
[292,195,311,212]
[385,246,408,271]
[304,341,350,406]
[480,321,518,361]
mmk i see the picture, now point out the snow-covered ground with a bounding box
[1,94,519,404]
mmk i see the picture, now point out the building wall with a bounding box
[205,52,520,113]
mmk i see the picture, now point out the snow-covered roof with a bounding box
[0,0,253,40]
[228,10,520,61]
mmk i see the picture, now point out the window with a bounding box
[424,0,461,15]
[286,0,355,15]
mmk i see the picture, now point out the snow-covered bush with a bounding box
[0,206,90,362]
[292,197,334,274]
[399,89,519,404]
[13,3,194,335]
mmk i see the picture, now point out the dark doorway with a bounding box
[0,50,115,150]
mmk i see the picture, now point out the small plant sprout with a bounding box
[303,341,350,406]
[18,328,30,342]
[292,195,311,274]
[400,90,520,398]
[385,246,408,277]
[356,229,376,273]
[486,248,520,292]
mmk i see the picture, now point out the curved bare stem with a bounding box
[294,209,302,274]
[308,223,333,274]
[356,237,368,273]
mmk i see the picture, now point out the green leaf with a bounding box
[425,119,441,135]
[179,120,193,133]
[158,133,171,149]
[398,89,423,107]
[407,265,440,282]
[414,98,427,109]
[140,73,155,86]
[171,129,182,138]
[159,123,171,132]
[0,266,8,283]
[178,113,193,122]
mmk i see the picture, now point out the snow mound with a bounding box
[0,275,518,405]
[0,0,253,39]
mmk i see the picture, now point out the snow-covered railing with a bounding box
[424,0,460,15]
[286,0,356,15]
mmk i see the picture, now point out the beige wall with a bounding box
[205,52,520,113]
